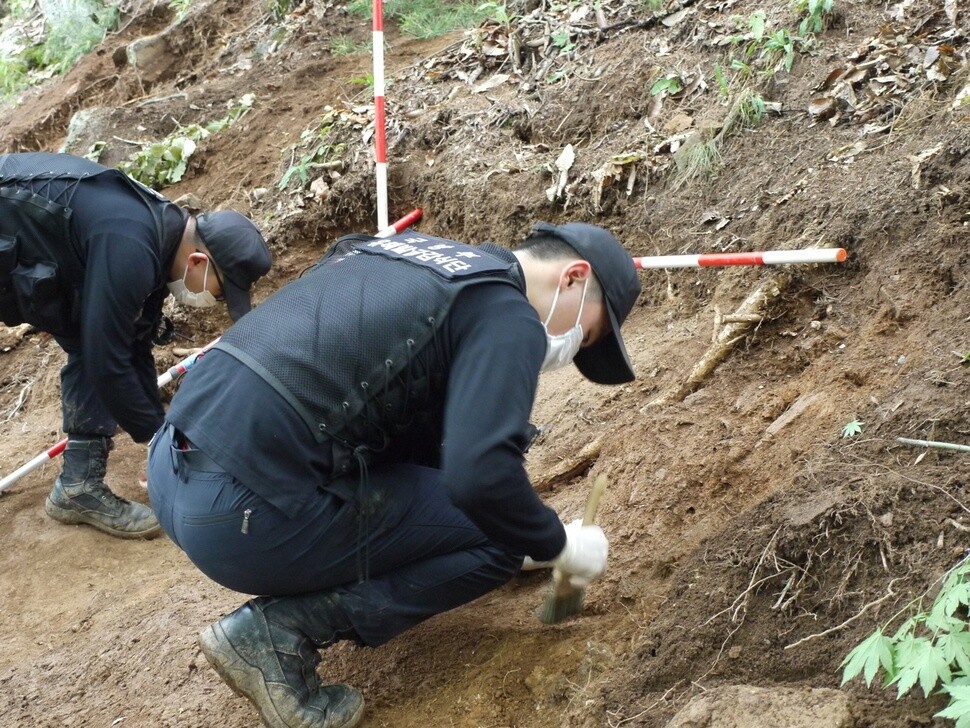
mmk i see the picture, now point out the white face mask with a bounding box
[540,269,589,373]
[167,257,218,309]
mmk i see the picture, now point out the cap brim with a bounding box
[222,279,252,322]
[573,300,635,384]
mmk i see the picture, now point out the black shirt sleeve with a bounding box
[77,212,166,443]
[439,283,567,562]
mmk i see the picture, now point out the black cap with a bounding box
[528,222,641,384]
[195,211,272,321]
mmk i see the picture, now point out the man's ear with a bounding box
[187,252,209,269]
[564,260,592,288]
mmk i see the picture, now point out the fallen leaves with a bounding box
[807,12,967,127]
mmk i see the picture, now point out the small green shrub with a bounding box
[118,94,255,188]
[278,110,348,191]
[794,0,835,35]
[842,556,970,726]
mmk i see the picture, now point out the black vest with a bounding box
[0,152,184,335]
[214,231,522,477]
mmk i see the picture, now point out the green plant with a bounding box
[713,64,731,98]
[1,0,119,103]
[0,58,29,99]
[551,27,575,53]
[118,94,255,188]
[639,0,665,10]
[842,556,970,725]
[673,136,722,187]
[278,111,348,191]
[841,419,864,438]
[169,0,192,19]
[760,28,797,73]
[348,0,492,39]
[84,141,107,163]
[650,74,683,97]
[795,0,835,35]
[267,0,294,21]
[40,0,119,75]
[329,36,371,56]
[477,1,513,25]
[671,88,766,189]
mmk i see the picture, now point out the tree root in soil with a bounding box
[532,438,602,493]
[645,268,793,408]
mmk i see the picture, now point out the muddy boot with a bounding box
[45,436,161,539]
[198,593,364,728]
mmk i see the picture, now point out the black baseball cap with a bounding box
[528,222,641,384]
[195,211,272,321]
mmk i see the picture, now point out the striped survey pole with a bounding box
[633,248,847,269]
[0,338,220,494]
[377,208,422,237]
[373,0,389,231]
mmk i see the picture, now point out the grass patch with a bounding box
[329,36,371,56]
[0,0,118,105]
[673,89,766,189]
[347,0,493,39]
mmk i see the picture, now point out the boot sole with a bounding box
[198,623,365,728]
[44,498,162,540]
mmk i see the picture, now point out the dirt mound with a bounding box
[2,0,970,726]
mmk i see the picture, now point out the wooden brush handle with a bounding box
[582,474,608,526]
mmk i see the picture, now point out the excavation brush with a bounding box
[633,247,847,269]
[538,474,608,625]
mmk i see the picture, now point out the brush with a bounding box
[538,473,608,625]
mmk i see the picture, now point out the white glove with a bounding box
[552,519,608,588]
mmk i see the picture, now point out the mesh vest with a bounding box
[0,152,184,334]
[214,231,522,476]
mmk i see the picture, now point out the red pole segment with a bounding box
[377,208,422,237]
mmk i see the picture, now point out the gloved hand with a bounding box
[552,519,608,588]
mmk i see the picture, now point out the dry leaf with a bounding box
[472,73,509,93]
[662,8,690,26]
[808,96,837,118]
[828,141,866,163]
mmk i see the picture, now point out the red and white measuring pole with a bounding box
[377,207,422,237]
[373,0,389,231]
[0,338,221,493]
[633,248,847,269]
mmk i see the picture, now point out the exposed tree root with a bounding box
[646,268,794,408]
[533,437,601,493]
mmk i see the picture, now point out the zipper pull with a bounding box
[241,508,252,535]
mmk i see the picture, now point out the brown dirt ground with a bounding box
[1,0,970,726]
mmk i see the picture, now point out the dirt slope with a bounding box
[1,0,969,726]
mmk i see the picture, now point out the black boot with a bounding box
[198,592,364,728]
[45,436,160,539]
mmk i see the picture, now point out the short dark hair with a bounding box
[517,233,603,299]
[516,233,576,260]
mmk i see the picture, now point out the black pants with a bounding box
[146,424,523,647]
[53,334,117,437]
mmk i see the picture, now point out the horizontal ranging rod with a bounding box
[634,248,847,269]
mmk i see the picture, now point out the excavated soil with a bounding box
[1,0,970,726]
